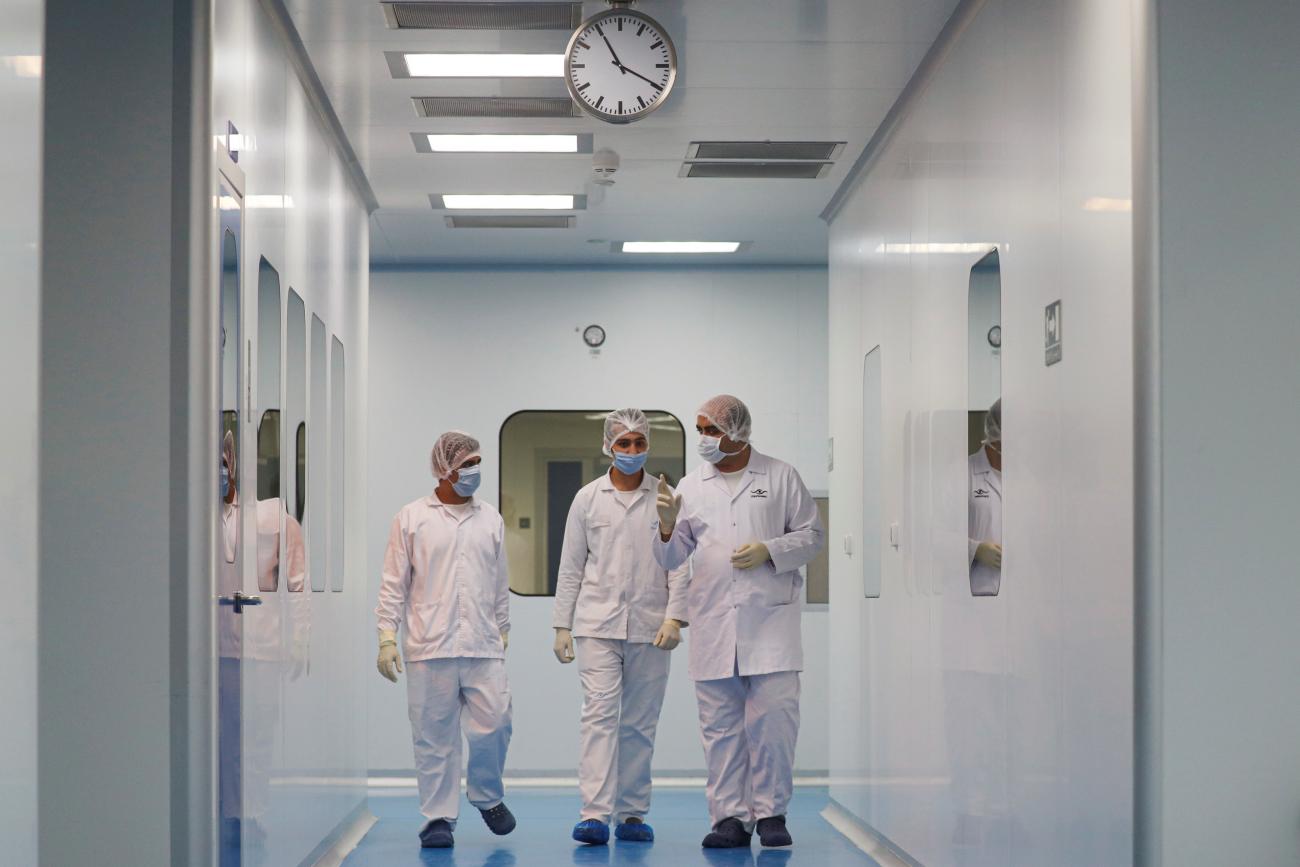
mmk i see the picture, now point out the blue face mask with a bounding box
[612,450,649,475]
[451,464,481,497]
[220,463,230,499]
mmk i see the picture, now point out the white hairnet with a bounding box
[430,430,480,480]
[698,394,752,443]
[602,408,649,457]
[221,429,236,477]
[983,398,1002,444]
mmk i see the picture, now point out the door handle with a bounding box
[218,592,263,614]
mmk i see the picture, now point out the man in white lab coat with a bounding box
[552,409,690,846]
[653,395,825,849]
[374,430,516,849]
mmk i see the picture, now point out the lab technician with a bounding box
[552,409,690,845]
[375,431,516,849]
[653,395,825,849]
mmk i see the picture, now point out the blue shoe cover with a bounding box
[615,819,655,842]
[572,819,610,845]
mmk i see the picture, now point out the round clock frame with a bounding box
[564,7,678,124]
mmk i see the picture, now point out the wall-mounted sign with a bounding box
[1045,300,1063,366]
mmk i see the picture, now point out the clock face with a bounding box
[583,324,606,348]
[565,10,676,124]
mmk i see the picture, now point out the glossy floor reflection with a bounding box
[344,787,880,867]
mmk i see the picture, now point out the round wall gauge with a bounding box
[565,8,677,124]
[583,324,607,348]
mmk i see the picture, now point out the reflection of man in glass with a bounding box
[968,399,1002,596]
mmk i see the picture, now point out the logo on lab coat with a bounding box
[973,488,990,498]
[750,489,768,498]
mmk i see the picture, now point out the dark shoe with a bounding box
[614,817,654,842]
[756,816,792,848]
[480,802,517,836]
[573,818,610,845]
[419,819,454,849]
[702,817,752,848]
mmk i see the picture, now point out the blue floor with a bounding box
[343,787,880,867]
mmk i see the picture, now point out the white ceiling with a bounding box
[285,0,959,266]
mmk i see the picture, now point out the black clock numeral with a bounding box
[577,82,590,92]
[617,17,623,31]
[637,23,646,36]
[637,95,646,109]
[650,40,663,50]
[573,63,585,69]
[618,100,624,114]
[576,39,590,50]
[655,64,669,69]
[595,95,604,109]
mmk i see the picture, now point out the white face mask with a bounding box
[698,435,743,465]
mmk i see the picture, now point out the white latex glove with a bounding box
[553,627,575,664]
[653,620,682,651]
[501,629,510,651]
[656,474,682,537]
[974,542,1003,570]
[377,629,403,683]
[730,542,771,570]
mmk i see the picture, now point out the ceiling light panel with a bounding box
[413,96,579,118]
[401,53,564,78]
[431,194,585,210]
[412,133,592,154]
[382,2,582,30]
[617,242,745,254]
[686,141,846,162]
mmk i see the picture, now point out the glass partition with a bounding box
[256,260,281,592]
[308,314,327,592]
[329,336,345,592]
[500,410,686,596]
[285,289,307,591]
[967,250,1002,596]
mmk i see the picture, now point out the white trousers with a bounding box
[575,637,672,824]
[694,664,800,828]
[406,657,513,826]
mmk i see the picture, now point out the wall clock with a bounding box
[565,5,677,124]
[583,324,607,348]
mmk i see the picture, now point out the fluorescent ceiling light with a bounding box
[442,194,574,210]
[1083,197,1132,212]
[427,134,578,153]
[404,53,563,78]
[876,242,999,255]
[620,242,742,254]
[247,195,294,209]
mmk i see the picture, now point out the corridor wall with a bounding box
[825,1,1133,864]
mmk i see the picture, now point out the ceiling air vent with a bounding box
[383,2,582,30]
[680,162,832,180]
[444,215,574,229]
[686,141,846,162]
[414,96,579,118]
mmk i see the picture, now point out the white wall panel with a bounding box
[366,266,829,775]
[827,1,1133,864]
[212,0,370,862]
[0,1,42,863]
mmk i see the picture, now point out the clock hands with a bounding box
[600,31,625,70]
[616,63,665,92]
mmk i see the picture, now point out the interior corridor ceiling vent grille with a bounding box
[444,215,574,229]
[686,141,846,162]
[680,162,833,180]
[382,2,583,30]
[414,96,579,118]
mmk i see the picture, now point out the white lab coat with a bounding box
[375,495,511,661]
[376,494,513,824]
[552,471,690,640]
[967,449,1002,597]
[653,450,824,681]
[553,470,687,824]
[219,497,309,662]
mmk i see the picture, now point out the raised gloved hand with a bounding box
[974,542,1003,570]
[377,629,403,683]
[501,629,510,651]
[656,474,682,538]
[553,627,575,664]
[653,619,682,651]
[730,542,771,570]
